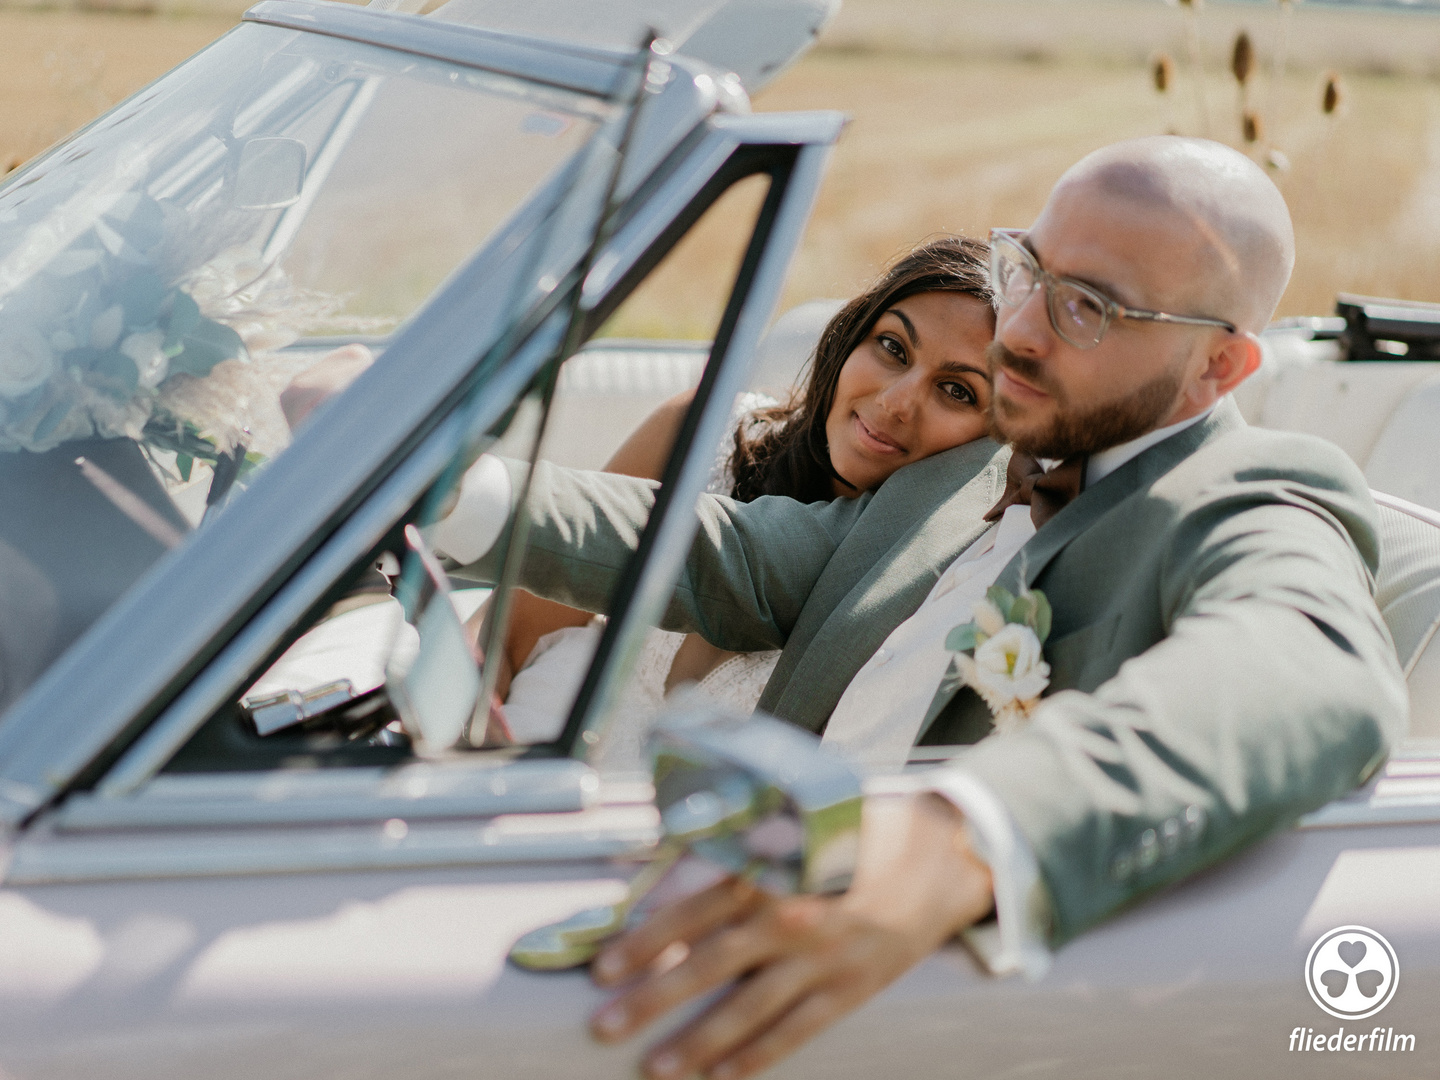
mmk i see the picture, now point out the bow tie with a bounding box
[984,451,1086,528]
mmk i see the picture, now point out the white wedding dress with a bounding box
[503,393,782,747]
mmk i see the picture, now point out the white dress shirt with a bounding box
[821,503,1038,769]
[827,406,1216,979]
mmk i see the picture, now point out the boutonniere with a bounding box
[945,585,1052,733]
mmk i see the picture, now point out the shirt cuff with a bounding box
[926,766,1053,979]
[423,453,514,565]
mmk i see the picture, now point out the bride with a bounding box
[493,235,999,741]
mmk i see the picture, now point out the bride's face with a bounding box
[824,290,994,496]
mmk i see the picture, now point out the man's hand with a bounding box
[589,793,995,1080]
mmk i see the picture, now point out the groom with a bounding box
[448,137,1406,1077]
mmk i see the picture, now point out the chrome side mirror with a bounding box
[651,698,862,895]
[509,703,862,970]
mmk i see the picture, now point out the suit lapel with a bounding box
[929,400,1246,727]
[995,399,1244,594]
[764,439,1009,732]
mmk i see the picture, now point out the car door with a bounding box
[772,745,1437,1080]
[0,12,842,1080]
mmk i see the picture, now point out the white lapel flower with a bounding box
[946,585,1052,734]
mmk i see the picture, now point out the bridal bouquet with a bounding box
[946,585,1052,733]
[0,188,343,466]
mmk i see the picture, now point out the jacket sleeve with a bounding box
[476,460,869,652]
[954,483,1408,946]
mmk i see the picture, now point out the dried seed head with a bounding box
[1152,53,1175,93]
[1322,73,1342,115]
[1232,32,1253,84]
[1242,109,1263,144]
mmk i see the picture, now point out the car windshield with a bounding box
[0,21,602,715]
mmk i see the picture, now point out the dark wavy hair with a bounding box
[729,235,994,503]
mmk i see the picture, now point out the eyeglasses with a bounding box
[988,228,1237,349]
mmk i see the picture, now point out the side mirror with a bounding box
[231,136,307,210]
[651,698,862,895]
[509,704,862,970]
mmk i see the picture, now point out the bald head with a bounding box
[1049,137,1294,332]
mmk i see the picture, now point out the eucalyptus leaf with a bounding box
[87,349,140,397]
[118,271,168,326]
[32,400,73,443]
[169,317,246,377]
[163,291,201,347]
[946,622,981,653]
[1031,589,1053,643]
[176,453,193,482]
[1009,593,1038,630]
[986,585,1016,622]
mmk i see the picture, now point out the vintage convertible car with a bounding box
[0,1,1437,1077]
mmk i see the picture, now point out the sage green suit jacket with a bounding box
[502,436,1010,731]
[487,400,1407,945]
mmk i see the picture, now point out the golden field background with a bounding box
[3,0,1440,335]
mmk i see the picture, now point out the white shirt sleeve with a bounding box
[930,766,1052,979]
[423,453,513,564]
[867,765,1052,979]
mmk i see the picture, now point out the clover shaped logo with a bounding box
[1305,925,1399,1020]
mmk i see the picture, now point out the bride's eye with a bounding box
[877,333,906,362]
[941,381,976,405]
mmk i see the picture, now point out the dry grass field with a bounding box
[2,1,1439,336]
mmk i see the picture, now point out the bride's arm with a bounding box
[478,390,699,680]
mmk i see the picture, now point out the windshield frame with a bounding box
[0,16,731,825]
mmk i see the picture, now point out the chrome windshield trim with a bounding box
[243,0,633,97]
[6,804,659,885]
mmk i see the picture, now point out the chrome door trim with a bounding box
[62,758,598,830]
[5,804,659,885]
[1299,738,1440,827]
[243,0,634,97]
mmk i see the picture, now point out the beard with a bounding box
[984,340,1185,459]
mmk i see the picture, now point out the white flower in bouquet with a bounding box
[0,327,56,398]
[120,329,169,389]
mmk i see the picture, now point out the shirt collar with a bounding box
[1084,403,1217,488]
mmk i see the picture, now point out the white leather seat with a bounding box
[1373,491,1440,737]
[543,299,843,470]
[1364,373,1440,514]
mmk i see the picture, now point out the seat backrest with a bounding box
[1364,372,1440,514]
[1373,491,1440,737]
[1256,361,1440,467]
